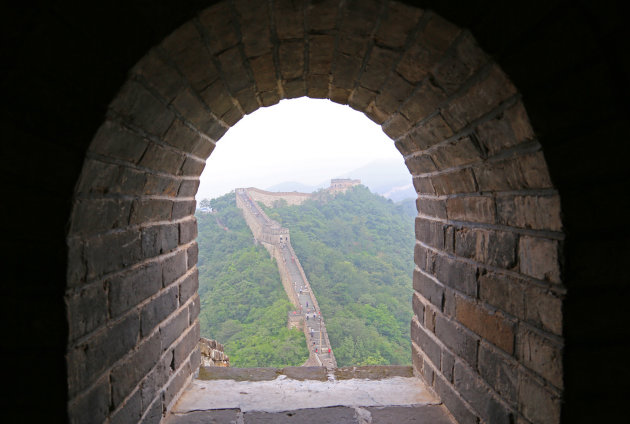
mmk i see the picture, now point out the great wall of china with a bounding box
[234,179,360,368]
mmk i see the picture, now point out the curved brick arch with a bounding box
[66,1,564,423]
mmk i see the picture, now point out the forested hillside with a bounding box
[196,193,308,367]
[197,186,416,367]
[262,186,415,366]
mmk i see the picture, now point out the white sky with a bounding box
[196,97,404,200]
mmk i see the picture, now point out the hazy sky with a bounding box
[196,97,405,200]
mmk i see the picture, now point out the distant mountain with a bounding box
[335,159,415,202]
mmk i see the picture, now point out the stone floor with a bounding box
[166,366,455,424]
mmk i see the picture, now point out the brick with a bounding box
[66,237,86,289]
[275,0,304,39]
[132,49,183,102]
[516,327,563,388]
[108,261,161,318]
[235,87,260,114]
[89,120,149,164]
[77,160,145,197]
[475,230,518,269]
[163,119,208,157]
[434,374,478,424]
[140,397,163,424]
[453,361,513,424]
[441,349,455,383]
[375,2,422,48]
[478,343,518,405]
[524,286,562,335]
[163,250,187,287]
[518,372,561,424]
[414,269,444,309]
[283,78,306,99]
[164,358,192,408]
[475,101,534,156]
[130,199,173,225]
[432,31,487,95]
[172,88,221,135]
[110,332,161,407]
[332,53,362,89]
[140,285,179,337]
[430,136,483,170]
[69,376,110,424]
[142,224,179,258]
[85,230,142,280]
[412,176,435,195]
[415,217,445,249]
[234,0,272,57]
[309,35,335,75]
[519,236,561,283]
[307,0,338,31]
[411,318,441,368]
[412,291,425,320]
[144,174,180,197]
[186,243,198,269]
[416,198,446,219]
[198,3,239,53]
[434,314,478,367]
[249,53,277,93]
[375,73,415,115]
[446,195,495,223]
[168,39,218,91]
[442,65,517,132]
[414,243,428,270]
[161,21,197,56]
[433,254,477,297]
[180,156,206,176]
[404,114,454,153]
[383,113,412,139]
[405,154,437,175]
[473,152,553,191]
[430,168,477,195]
[478,271,526,319]
[279,40,305,80]
[140,353,171,411]
[179,218,198,244]
[161,307,190,351]
[400,81,447,125]
[139,143,185,174]
[67,313,140,397]
[188,294,201,325]
[360,46,399,91]
[173,321,200,369]
[110,387,142,424]
[177,180,199,198]
[456,296,515,354]
[199,78,237,120]
[496,195,562,231]
[70,198,132,235]
[218,48,252,92]
[179,269,198,304]
[454,227,476,259]
[110,80,175,136]
[172,200,196,220]
[424,304,434,332]
[66,284,107,341]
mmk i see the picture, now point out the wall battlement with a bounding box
[243,179,361,208]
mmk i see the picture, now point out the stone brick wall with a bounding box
[246,187,313,207]
[199,338,229,367]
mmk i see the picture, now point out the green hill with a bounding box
[196,185,416,367]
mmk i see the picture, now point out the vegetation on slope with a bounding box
[262,186,415,366]
[196,193,308,367]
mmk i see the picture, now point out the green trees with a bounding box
[196,186,415,368]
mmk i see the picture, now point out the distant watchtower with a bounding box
[328,178,361,193]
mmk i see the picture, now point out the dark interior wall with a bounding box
[0,0,627,422]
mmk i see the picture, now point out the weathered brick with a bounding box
[375,73,415,115]
[279,40,305,80]
[179,218,198,245]
[249,53,277,93]
[414,269,444,309]
[453,361,513,424]
[430,136,483,170]
[434,314,478,367]
[441,349,455,383]
[163,250,187,287]
[412,291,425,320]
[475,230,518,269]
[412,176,435,195]
[400,81,447,125]
[198,3,240,53]
[375,2,422,48]
[163,119,207,156]
[275,0,304,39]
[473,152,553,192]
[110,387,142,424]
[140,285,179,337]
[282,78,307,99]
[433,254,477,297]
[139,143,185,174]
[454,227,477,259]
[188,294,201,325]
[110,80,175,136]
[69,376,110,424]
[434,374,478,424]
[172,88,221,135]
[479,342,518,405]
[307,0,338,31]
[424,304,434,332]
[234,0,272,57]
[478,271,525,319]
[414,242,429,271]
[430,168,477,195]
[405,114,455,152]
[85,230,142,280]
[70,198,132,235]
[172,200,196,220]
[77,160,145,197]
[66,284,108,341]
[442,65,517,131]
[456,296,515,354]
[360,46,399,91]
[385,113,414,141]
[168,38,218,91]
[130,199,173,225]
[110,332,161,407]
[411,318,441,368]
[446,195,495,223]
[140,353,171,412]
[132,49,183,102]
[140,397,163,424]
[89,120,149,164]
[108,261,161,318]
[180,156,206,177]
[524,286,562,335]
[405,154,437,175]
[142,224,179,258]
[186,242,198,269]
[432,31,487,95]
[416,217,445,249]
[416,198,446,219]
[496,195,562,231]
[163,357,192,408]
[516,326,563,388]
[519,236,561,283]
[199,78,237,121]
[518,371,561,424]
[161,307,190,351]
[349,86,377,112]
[475,101,534,156]
[173,321,200,369]
[177,180,199,198]
[144,174,180,197]
[179,269,198,304]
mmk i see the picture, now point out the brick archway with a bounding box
[66,1,563,423]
